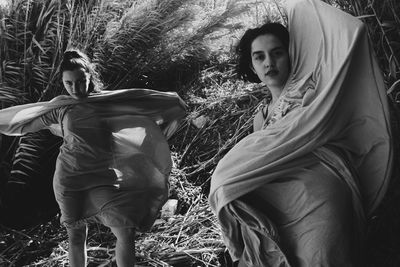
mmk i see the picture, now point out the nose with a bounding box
[263,55,274,68]
[71,83,77,93]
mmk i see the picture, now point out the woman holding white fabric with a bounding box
[0,49,186,266]
[209,0,392,266]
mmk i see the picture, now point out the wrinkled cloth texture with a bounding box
[0,88,186,230]
[209,0,392,266]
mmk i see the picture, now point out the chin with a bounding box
[71,94,88,99]
[264,81,284,89]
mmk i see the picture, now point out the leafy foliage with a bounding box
[0,130,61,229]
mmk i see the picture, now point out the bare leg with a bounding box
[110,227,136,267]
[67,225,88,267]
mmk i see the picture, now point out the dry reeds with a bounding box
[0,161,226,267]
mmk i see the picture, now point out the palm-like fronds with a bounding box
[0,0,70,103]
[0,84,27,108]
[1,130,61,228]
[1,1,69,229]
[1,0,246,100]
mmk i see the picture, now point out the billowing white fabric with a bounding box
[210,0,392,218]
[0,88,186,229]
[209,0,392,265]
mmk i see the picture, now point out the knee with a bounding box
[67,226,88,245]
[111,227,135,244]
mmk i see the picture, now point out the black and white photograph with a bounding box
[0,0,399,266]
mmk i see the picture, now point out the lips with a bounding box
[266,69,279,76]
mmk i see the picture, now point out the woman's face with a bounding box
[62,67,91,99]
[250,33,290,91]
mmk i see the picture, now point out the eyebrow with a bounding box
[252,51,264,56]
[63,76,87,82]
[271,46,285,52]
[251,46,285,56]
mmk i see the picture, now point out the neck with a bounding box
[269,86,284,104]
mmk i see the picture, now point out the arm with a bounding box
[0,103,61,136]
[19,108,61,135]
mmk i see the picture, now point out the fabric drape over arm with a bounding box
[0,88,187,231]
[209,0,392,226]
[0,88,186,139]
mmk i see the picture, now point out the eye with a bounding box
[273,49,286,57]
[253,54,264,61]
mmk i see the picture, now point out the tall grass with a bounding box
[329,0,400,92]
[0,0,246,103]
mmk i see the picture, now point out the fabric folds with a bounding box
[209,0,392,265]
[0,88,186,139]
[0,88,186,230]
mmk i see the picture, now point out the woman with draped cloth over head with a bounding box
[209,0,393,266]
[0,49,186,266]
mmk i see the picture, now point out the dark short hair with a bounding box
[236,23,289,83]
[60,49,103,93]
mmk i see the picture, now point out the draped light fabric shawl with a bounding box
[0,88,186,229]
[209,0,392,244]
[0,89,186,139]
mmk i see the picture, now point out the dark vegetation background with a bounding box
[0,0,399,266]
